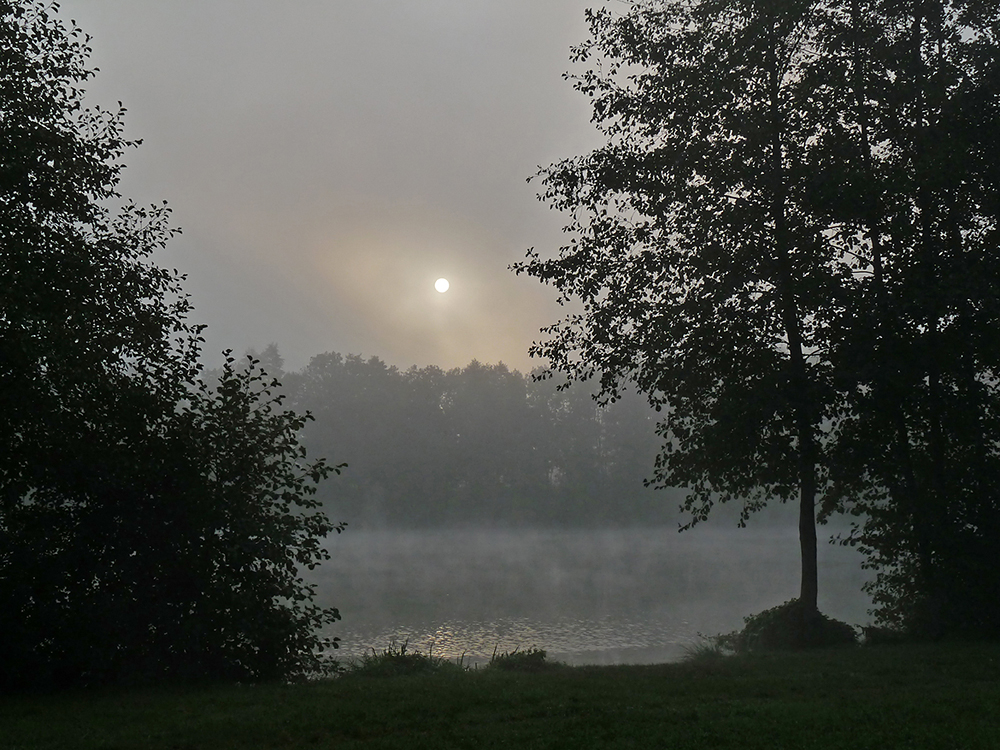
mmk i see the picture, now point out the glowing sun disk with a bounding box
[435,278,450,293]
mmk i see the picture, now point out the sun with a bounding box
[434,278,450,293]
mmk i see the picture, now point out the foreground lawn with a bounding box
[3,642,999,749]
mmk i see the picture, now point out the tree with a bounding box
[816,0,1000,635]
[518,0,1000,638]
[284,350,665,527]
[0,0,342,689]
[514,0,854,620]
[142,353,344,683]
[0,0,191,505]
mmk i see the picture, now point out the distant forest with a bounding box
[242,346,687,528]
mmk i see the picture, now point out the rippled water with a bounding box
[331,614,697,666]
[308,526,872,666]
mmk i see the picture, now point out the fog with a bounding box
[55,0,600,373]
[309,524,872,666]
[46,2,877,666]
[268,350,876,666]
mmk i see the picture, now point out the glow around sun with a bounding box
[435,278,450,293]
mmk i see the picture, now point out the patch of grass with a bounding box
[681,635,732,664]
[344,640,467,677]
[486,646,558,672]
[3,642,999,749]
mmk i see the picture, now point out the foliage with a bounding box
[512,0,862,611]
[716,599,857,654]
[344,641,465,677]
[486,646,555,672]
[514,0,1000,632]
[144,352,346,683]
[285,352,670,527]
[815,0,1000,639]
[0,0,191,505]
[0,0,343,690]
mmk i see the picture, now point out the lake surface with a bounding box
[309,526,872,666]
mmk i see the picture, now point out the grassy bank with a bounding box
[3,642,998,749]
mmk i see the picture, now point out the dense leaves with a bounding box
[514,0,850,612]
[817,0,1000,636]
[144,354,344,683]
[717,599,858,653]
[517,0,1000,634]
[0,1,342,690]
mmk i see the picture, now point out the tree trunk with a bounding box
[765,18,819,613]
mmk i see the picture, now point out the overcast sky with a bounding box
[57,1,604,372]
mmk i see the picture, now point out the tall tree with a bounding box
[0,0,192,506]
[0,0,342,689]
[514,0,854,618]
[518,0,1000,636]
[817,0,1000,635]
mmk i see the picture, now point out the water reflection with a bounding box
[309,526,872,666]
[333,614,700,666]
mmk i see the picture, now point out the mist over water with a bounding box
[309,525,872,666]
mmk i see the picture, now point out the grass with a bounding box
[681,634,732,662]
[2,642,999,749]
[486,646,556,672]
[343,640,467,677]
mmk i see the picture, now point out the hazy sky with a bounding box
[58,1,603,371]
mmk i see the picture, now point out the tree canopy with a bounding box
[516,0,849,616]
[0,0,342,690]
[516,0,1000,635]
[817,0,1000,636]
[283,352,669,528]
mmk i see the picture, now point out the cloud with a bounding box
[61,0,598,370]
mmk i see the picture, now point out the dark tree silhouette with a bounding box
[816,0,1000,636]
[513,0,850,618]
[517,0,1000,638]
[0,1,342,689]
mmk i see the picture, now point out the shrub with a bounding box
[682,637,731,663]
[486,647,555,672]
[719,599,858,653]
[345,642,464,677]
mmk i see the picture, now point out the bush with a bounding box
[486,647,555,672]
[345,642,465,677]
[682,637,731,663]
[718,599,858,653]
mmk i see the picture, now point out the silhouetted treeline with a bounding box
[1,6,341,690]
[279,352,679,527]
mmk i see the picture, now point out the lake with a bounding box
[309,525,873,666]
